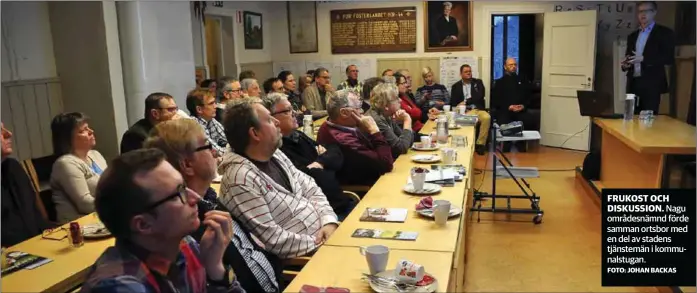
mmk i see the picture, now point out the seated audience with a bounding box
[262,93,355,220]
[361,77,383,111]
[316,90,394,186]
[218,99,339,258]
[302,67,335,119]
[241,78,262,99]
[365,83,414,158]
[200,79,217,93]
[450,64,491,155]
[382,69,394,77]
[263,78,284,95]
[186,89,227,156]
[120,92,179,154]
[1,123,54,247]
[394,72,424,133]
[145,119,281,293]
[50,112,107,224]
[278,71,304,114]
[337,64,363,95]
[80,149,242,293]
[491,58,535,152]
[216,76,243,122]
[298,74,313,96]
[239,70,256,81]
[416,66,449,112]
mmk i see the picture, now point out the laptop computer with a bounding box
[576,90,623,119]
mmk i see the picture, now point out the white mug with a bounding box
[433,199,451,226]
[443,105,451,112]
[411,167,428,191]
[441,148,457,164]
[420,136,432,147]
[359,245,390,275]
[457,105,467,115]
[394,260,426,284]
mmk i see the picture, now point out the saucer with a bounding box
[411,154,441,163]
[412,143,439,151]
[403,183,441,195]
[417,207,463,218]
[366,269,439,293]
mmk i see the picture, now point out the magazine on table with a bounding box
[359,208,408,223]
[351,228,418,241]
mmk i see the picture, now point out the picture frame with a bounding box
[424,1,473,52]
[243,11,263,49]
[287,1,319,53]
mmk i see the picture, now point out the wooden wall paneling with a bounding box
[34,83,53,156]
[21,84,43,157]
[6,86,31,160]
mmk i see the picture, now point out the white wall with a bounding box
[201,1,274,66]
[1,1,57,82]
[48,1,126,160]
[117,1,197,125]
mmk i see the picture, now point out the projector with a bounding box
[500,121,524,136]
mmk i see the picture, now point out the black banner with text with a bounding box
[602,189,696,286]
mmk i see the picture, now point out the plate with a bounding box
[411,143,439,151]
[367,269,439,293]
[417,207,463,218]
[448,125,461,130]
[411,154,440,163]
[82,223,112,239]
[403,183,441,195]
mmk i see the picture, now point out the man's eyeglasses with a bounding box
[227,89,242,93]
[141,183,188,213]
[42,227,68,241]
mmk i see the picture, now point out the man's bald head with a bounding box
[504,57,517,75]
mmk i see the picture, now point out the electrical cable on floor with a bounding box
[558,125,590,149]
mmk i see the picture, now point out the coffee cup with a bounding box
[420,136,432,148]
[443,105,451,112]
[359,245,390,275]
[441,148,457,164]
[411,167,428,191]
[433,199,451,226]
[457,105,467,115]
[394,260,426,284]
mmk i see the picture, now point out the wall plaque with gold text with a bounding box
[330,7,417,54]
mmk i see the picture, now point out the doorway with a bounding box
[203,14,237,80]
[490,13,544,130]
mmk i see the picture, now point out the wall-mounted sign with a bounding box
[330,7,417,54]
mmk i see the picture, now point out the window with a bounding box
[492,15,520,81]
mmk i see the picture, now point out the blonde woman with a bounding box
[364,81,414,158]
[415,66,450,110]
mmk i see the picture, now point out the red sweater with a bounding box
[399,94,423,132]
[316,122,394,186]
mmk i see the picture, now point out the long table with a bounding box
[284,121,476,292]
[1,214,111,293]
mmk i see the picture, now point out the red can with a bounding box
[69,222,84,247]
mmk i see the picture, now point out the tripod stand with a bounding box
[470,121,544,224]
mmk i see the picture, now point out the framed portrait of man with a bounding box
[424,1,473,52]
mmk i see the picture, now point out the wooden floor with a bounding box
[463,146,657,293]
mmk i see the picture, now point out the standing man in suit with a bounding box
[622,1,675,114]
[450,64,490,155]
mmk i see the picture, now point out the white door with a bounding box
[540,10,597,151]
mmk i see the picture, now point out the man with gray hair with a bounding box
[216,76,242,122]
[262,93,355,220]
[302,67,335,119]
[217,99,339,258]
[316,89,394,186]
[241,78,261,99]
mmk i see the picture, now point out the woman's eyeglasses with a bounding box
[195,144,213,152]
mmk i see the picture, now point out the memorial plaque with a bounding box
[330,7,417,54]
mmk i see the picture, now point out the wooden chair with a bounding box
[341,185,371,194]
[21,154,59,222]
[342,190,361,203]
[20,159,49,223]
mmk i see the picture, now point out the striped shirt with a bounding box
[217,150,338,259]
[193,116,228,156]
